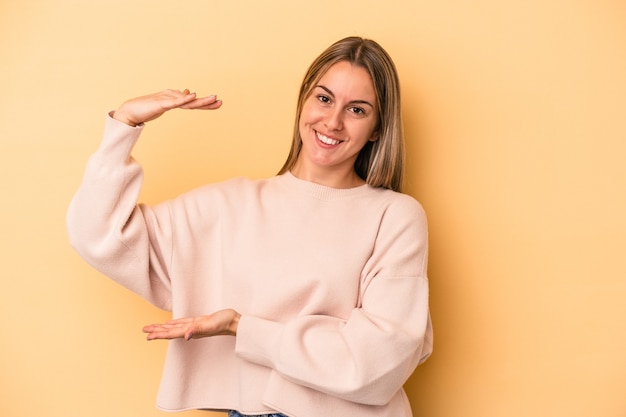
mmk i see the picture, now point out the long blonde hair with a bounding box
[278,36,405,192]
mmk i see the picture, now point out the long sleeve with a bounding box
[66,115,173,310]
[235,195,432,406]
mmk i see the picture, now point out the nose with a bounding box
[324,107,344,131]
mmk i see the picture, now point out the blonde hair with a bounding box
[278,36,405,191]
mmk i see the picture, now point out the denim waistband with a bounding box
[228,411,287,417]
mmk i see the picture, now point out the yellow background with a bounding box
[1,1,625,416]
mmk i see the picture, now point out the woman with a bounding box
[67,36,432,417]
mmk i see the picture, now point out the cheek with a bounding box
[297,113,311,142]
[298,109,308,132]
[300,100,316,119]
[368,125,379,141]
[358,120,378,142]
[299,102,320,130]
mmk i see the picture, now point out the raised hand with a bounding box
[112,89,223,127]
[142,309,241,341]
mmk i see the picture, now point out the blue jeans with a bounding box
[228,411,287,417]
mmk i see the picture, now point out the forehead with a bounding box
[302,61,376,107]
[314,61,376,101]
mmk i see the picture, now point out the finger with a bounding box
[196,100,223,110]
[142,324,161,332]
[162,88,191,98]
[180,95,222,110]
[142,322,183,333]
[185,328,195,341]
[145,325,189,340]
[184,321,209,341]
[146,331,181,341]
[182,100,223,111]
[162,92,198,110]
[166,317,194,325]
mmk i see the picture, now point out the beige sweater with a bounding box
[67,115,433,417]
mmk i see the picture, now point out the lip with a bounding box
[315,130,342,147]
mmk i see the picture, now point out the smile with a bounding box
[316,131,341,146]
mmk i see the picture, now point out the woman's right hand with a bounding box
[112,89,223,127]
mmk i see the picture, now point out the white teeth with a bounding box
[317,132,340,145]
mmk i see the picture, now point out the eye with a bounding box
[348,106,366,115]
[317,95,331,104]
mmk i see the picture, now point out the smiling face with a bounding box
[292,61,379,188]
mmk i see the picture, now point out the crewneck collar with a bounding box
[277,171,376,201]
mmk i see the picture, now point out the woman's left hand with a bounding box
[143,309,241,341]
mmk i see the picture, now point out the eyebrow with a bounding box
[315,84,375,108]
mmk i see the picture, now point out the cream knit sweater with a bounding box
[67,115,433,417]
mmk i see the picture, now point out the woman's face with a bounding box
[294,61,379,187]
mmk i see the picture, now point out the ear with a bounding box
[368,130,380,142]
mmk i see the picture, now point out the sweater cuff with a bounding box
[94,112,145,161]
[106,111,145,128]
[235,315,284,369]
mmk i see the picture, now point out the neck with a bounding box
[290,161,365,189]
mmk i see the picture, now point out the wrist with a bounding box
[230,312,241,335]
[111,110,138,127]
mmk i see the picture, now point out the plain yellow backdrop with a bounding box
[1,1,625,416]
